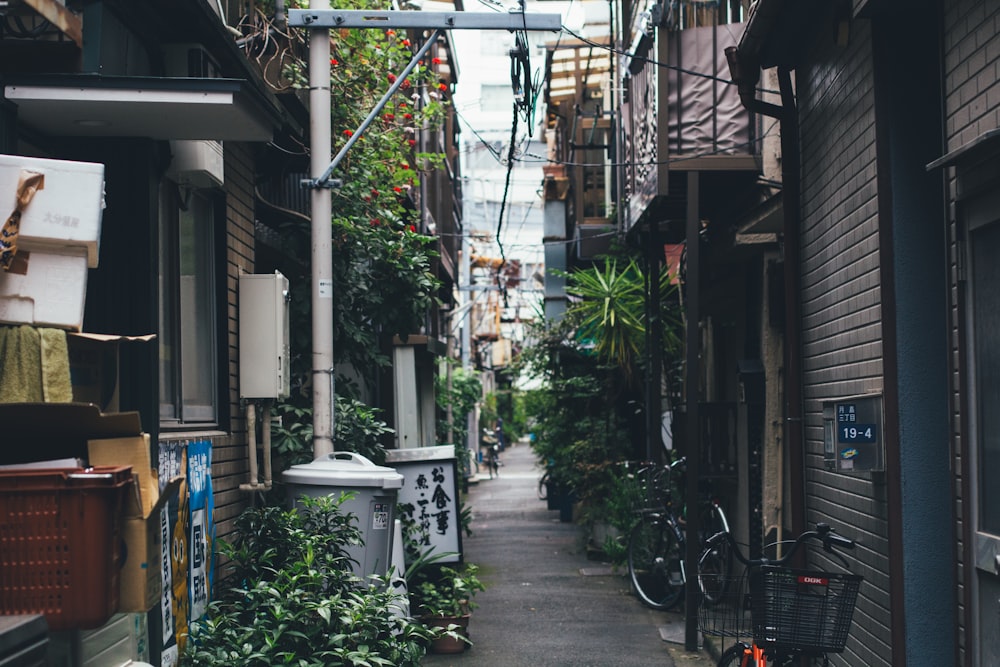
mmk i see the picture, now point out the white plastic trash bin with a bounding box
[282,452,404,578]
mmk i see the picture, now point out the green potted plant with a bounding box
[409,563,486,654]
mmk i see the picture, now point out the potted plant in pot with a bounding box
[410,563,486,654]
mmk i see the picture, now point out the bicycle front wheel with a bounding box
[717,642,754,667]
[627,516,684,610]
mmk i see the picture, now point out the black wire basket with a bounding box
[698,567,752,639]
[750,566,863,654]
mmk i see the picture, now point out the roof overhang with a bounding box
[736,0,829,70]
[3,75,277,141]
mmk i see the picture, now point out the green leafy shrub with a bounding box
[182,494,429,666]
[272,396,394,469]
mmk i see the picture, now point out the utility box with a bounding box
[823,394,885,473]
[239,271,290,399]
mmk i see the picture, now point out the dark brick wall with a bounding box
[796,19,892,667]
[217,141,255,545]
[941,2,1000,663]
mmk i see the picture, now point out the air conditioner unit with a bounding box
[166,140,225,188]
[162,43,221,79]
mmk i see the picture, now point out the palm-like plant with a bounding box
[565,257,679,381]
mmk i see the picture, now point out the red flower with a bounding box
[438,83,448,91]
[400,163,409,170]
[399,102,407,109]
[387,74,397,83]
[407,139,416,147]
[371,188,379,196]
[394,186,403,193]
[370,218,381,226]
[386,30,396,37]
[343,129,353,137]
[403,113,413,120]
[330,58,339,66]
[400,79,412,90]
[402,39,411,47]
[432,57,441,65]
[409,225,416,233]
[384,113,395,121]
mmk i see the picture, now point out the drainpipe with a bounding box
[725,47,806,543]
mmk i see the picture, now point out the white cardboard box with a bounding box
[0,153,105,268]
[0,249,88,330]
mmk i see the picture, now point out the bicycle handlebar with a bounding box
[706,522,856,569]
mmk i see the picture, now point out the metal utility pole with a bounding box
[288,8,561,459]
[308,0,334,457]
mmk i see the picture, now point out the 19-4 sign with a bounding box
[839,424,876,443]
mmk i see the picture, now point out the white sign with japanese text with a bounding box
[387,445,462,563]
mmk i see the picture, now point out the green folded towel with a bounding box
[0,324,72,403]
[39,327,72,402]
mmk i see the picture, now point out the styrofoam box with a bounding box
[0,249,88,330]
[0,153,105,268]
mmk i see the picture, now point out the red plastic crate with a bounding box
[0,465,132,630]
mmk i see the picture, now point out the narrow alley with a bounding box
[421,442,716,667]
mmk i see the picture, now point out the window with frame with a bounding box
[158,184,218,425]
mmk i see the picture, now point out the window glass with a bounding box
[158,191,177,421]
[179,195,216,420]
[159,184,217,424]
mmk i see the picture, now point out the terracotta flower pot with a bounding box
[422,614,471,654]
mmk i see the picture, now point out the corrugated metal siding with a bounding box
[941,2,1000,663]
[796,21,892,667]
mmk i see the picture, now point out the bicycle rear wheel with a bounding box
[697,504,732,605]
[698,539,731,605]
[627,516,684,610]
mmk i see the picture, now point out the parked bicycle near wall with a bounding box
[626,457,733,610]
[699,523,864,667]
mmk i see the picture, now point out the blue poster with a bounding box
[186,439,214,622]
[157,439,215,666]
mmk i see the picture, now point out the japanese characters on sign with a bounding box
[158,438,215,667]
[388,446,462,563]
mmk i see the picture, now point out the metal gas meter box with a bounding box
[823,394,885,473]
[282,452,404,577]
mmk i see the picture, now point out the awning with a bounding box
[4,74,277,141]
[926,128,1000,171]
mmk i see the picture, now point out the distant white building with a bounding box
[429,0,609,368]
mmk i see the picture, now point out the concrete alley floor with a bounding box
[421,442,718,667]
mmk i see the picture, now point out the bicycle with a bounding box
[699,523,863,667]
[626,457,733,610]
[486,443,501,479]
[537,469,550,500]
